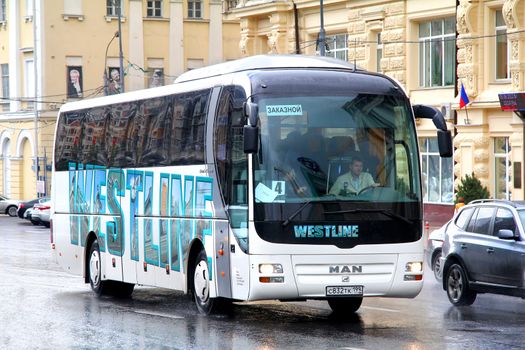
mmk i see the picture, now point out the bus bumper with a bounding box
[247,253,423,301]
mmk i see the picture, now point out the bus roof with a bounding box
[174,55,361,83]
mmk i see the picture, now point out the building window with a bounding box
[0,0,6,21]
[64,0,83,15]
[376,33,383,73]
[147,1,162,17]
[1,64,8,111]
[420,137,453,203]
[494,137,511,199]
[107,0,122,16]
[25,59,35,109]
[188,0,201,18]
[419,17,456,87]
[319,34,348,61]
[26,0,33,17]
[495,10,509,80]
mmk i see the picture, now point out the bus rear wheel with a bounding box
[327,297,363,314]
[190,250,231,315]
[88,239,110,296]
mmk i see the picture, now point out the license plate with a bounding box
[326,285,363,296]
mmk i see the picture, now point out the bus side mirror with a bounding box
[244,125,259,154]
[413,104,453,158]
[244,101,259,126]
[243,101,259,153]
[437,129,453,157]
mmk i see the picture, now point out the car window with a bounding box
[493,208,516,235]
[455,207,475,230]
[470,207,494,235]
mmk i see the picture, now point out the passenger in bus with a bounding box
[329,155,378,196]
[276,131,313,197]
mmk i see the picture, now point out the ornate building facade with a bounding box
[0,0,240,200]
[232,0,525,222]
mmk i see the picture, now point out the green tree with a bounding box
[456,173,490,204]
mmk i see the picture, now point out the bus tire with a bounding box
[190,250,232,315]
[88,239,110,296]
[109,281,135,298]
[327,297,363,314]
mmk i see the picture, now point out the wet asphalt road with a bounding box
[1,215,525,349]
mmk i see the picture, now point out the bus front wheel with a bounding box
[190,250,231,315]
[88,239,110,296]
[327,297,363,314]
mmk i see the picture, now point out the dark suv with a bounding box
[440,199,525,306]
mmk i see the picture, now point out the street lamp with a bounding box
[104,31,119,95]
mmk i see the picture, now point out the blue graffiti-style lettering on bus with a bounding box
[67,163,213,274]
[293,225,359,238]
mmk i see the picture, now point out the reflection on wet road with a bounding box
[1,216,525,349]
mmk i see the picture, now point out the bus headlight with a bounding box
[405,261,423,273]
[259,264,283,274]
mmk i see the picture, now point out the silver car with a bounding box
[0,194,21,217]
[425,221,449,282]
[30,200,51,228]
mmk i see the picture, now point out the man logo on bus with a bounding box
[329,265,363,274]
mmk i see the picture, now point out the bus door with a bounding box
[213,85,250,300]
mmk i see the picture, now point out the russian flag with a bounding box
[459,83,470,109]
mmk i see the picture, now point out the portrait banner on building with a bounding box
[67,66,83,98]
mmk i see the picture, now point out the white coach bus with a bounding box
[51,55,452,315]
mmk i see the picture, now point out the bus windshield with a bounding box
[253,93,420,205]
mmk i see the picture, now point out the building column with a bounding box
[8,157,22,199]
[208,0,223,65]
[169,0,185,78]
[267,11,288,54]
[239,18,255,57]
[128,0,145,90]
[8,0,20,111]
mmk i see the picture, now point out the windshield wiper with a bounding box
[324,208,412,225]
[282,200,314,227]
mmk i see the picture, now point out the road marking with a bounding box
[132,309,184,319]
[361,306,400,313]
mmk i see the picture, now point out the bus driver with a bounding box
[329,156,377,196]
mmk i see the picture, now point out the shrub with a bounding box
[456,173,490,204]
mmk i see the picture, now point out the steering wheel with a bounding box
[358,185,378,195]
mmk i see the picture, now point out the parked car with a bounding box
[425,221,450,282]
[440,199,525,306]
[0,194,21,217]
[17,197,49,219]
[31,200,51,228]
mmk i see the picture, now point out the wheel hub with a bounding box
[194,260,210,303]
[90,250,100,287]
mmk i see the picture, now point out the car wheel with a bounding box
[88,239,110,296]
[190,250,231,315]
[7,206,17,217]
[446,263,476,306]
[432,250,443,282]
[327,297,363,314]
